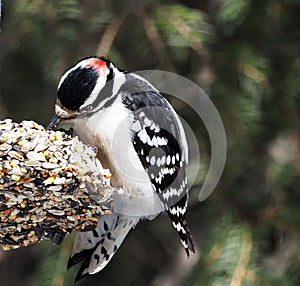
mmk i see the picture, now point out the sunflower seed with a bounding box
[42,162,59,169]
[35,141,51,152]
[47,209,65,216]
[24,160,41,167]
[27,151,46,162]
[8,150,24,161]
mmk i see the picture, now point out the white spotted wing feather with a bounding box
[68,213,138,281]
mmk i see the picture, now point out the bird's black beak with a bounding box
[47,114,61,130]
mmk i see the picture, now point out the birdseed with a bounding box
[0,119,113,250]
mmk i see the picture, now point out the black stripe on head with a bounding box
[57,66,98,111]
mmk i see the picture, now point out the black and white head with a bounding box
[48,56,123,129]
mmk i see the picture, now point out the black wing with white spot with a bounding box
[122,84,195,256]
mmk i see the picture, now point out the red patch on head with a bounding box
[85,58,108,75]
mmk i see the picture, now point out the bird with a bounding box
[48,56,195,281]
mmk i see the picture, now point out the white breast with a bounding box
[73,97,164,217]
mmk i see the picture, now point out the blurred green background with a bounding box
[1,0,300,285]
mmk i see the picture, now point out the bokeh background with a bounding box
[1,1,300,285]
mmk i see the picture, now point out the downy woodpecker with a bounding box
[48,56,194,281]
